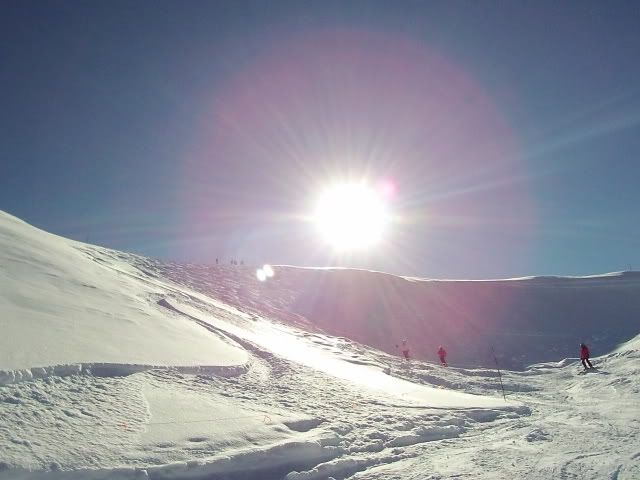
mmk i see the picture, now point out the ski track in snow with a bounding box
[1,218,640,479]
[0,336,519,479]
[153,255,640,479]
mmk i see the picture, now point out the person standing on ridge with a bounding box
[437,345,448,366]
[580,343,593,370]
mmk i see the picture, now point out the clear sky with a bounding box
[2,0,639,278]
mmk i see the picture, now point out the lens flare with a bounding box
[379,179,397,198]
[263,264,275,277]
[257,264,275,281]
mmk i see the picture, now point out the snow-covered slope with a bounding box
[0,211,247,377]
[1,211,638,479]
[153,263,640,369]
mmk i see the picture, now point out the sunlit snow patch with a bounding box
[167,299,513,410]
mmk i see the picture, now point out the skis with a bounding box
[578,366,601,375]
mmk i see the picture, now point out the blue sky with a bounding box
[2,0,639,278]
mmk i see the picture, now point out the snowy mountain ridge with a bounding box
[148,258,640,370]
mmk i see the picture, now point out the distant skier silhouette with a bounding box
[437,345,448,366]
[396,339,410,361]
[580,343,593,370]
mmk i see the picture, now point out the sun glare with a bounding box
[314,183,390,250]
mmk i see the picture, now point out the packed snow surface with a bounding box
[0,211,639,479]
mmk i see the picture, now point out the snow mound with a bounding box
[0,211,247,376]
[0,362,248,386]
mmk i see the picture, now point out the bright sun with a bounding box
[313,183,390,250]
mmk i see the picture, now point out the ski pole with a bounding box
[491,346,507,402]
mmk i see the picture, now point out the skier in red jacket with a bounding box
[396,339,410,361]
[580,343,593,370]
[437,346,448,366]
